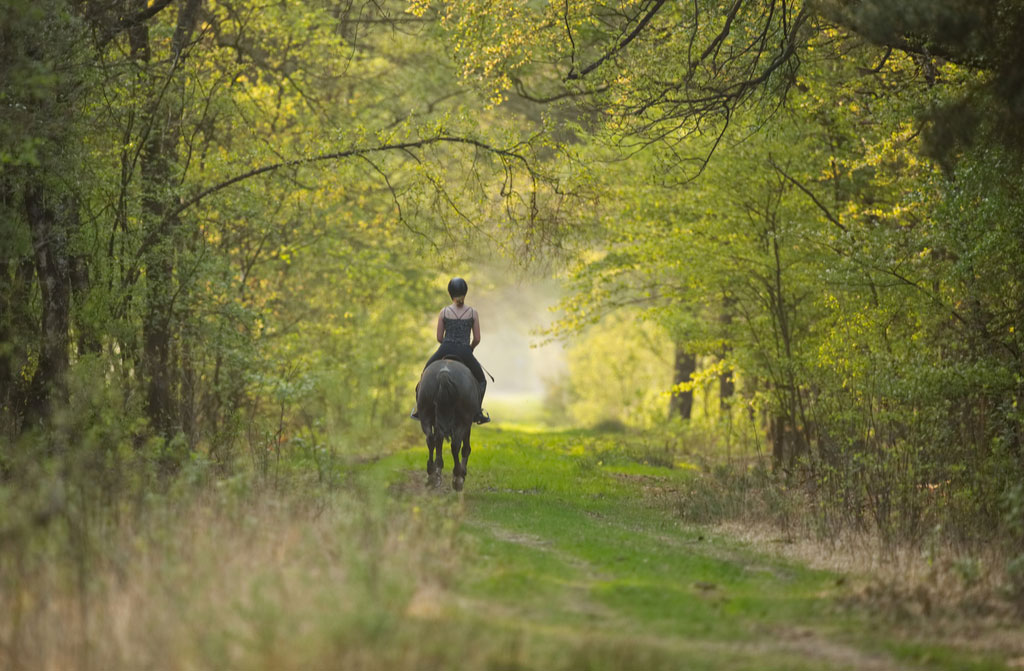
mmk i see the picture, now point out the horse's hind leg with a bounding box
[426,430,443,488]
[461,433,472,485]
[425,432,435,484]
[435,432,446,474]
[450,436,462,491]
[452,432,471,492]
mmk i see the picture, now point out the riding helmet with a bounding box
[447,277,468,298]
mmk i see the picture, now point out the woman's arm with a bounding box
[436,310,446,343]
[471,308,481,350]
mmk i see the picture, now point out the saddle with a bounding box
[440,354,468,366]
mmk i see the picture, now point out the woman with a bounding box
[411,277,490,424]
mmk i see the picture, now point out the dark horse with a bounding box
[417,358,479,491]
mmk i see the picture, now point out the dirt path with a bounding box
[458,512,917,671]
[380,431,1016,670]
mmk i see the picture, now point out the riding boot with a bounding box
[474,379,490,424]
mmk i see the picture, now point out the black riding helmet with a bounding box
[447,277,468,298]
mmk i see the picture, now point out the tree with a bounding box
[0,0,91,429]
[0,0,570,468]
[519,9,1023,538]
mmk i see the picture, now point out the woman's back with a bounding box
[441,305,475,346]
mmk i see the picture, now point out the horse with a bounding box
[416,358,479,491]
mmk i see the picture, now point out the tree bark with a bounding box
[670,343,696,420]
[69,252,99,356]
[136,0,203,442]
[23,179,74,424]
[719,297,735,411]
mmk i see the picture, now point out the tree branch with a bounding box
[125,135,538,265]
[170,135,531,220]
[94,0,175,50]
[566,0,670,80]
[769,157,847,233]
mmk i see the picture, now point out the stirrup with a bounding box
[474,410,490,425]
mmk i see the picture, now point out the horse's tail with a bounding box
[434,369,458,441]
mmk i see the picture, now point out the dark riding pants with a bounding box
[424,343,485,383]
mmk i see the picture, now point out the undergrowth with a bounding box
[0,452,482,670]
[648,430,1024,625]
[2,413,1022,670]
[505,420,1024,627]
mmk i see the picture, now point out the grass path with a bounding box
[361,426,1011,671]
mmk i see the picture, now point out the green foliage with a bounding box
[556,310,673,429]
[2,0,573,475]
[0,0,87,168]
[515,18,1024,549]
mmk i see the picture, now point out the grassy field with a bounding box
[357,426,1015,671]
[4,425,1020,670]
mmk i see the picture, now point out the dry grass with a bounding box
[713,520,1024,658]
[656,453,1024,661]
[0,481,480,671]
[667,453,1024,631]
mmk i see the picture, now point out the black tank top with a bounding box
[442,306,474,346]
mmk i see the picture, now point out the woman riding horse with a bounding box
[411,277,490,424]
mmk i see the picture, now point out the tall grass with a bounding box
[0,374,471,671]
[667,441,1024,621]
[0,462,493,670]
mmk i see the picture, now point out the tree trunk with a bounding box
[140,146,176,439]
[69,252,99,356]
[719,370,735,411]
[23,179,75,425]
[769,413,786,469]
[2,255,38,430]
[670,343,696,420]
[136,0,203,443]
[719,299,735,411]
[0,176,18,427]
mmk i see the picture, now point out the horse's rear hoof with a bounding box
[427,472,441,488]
[453,476,465,492]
